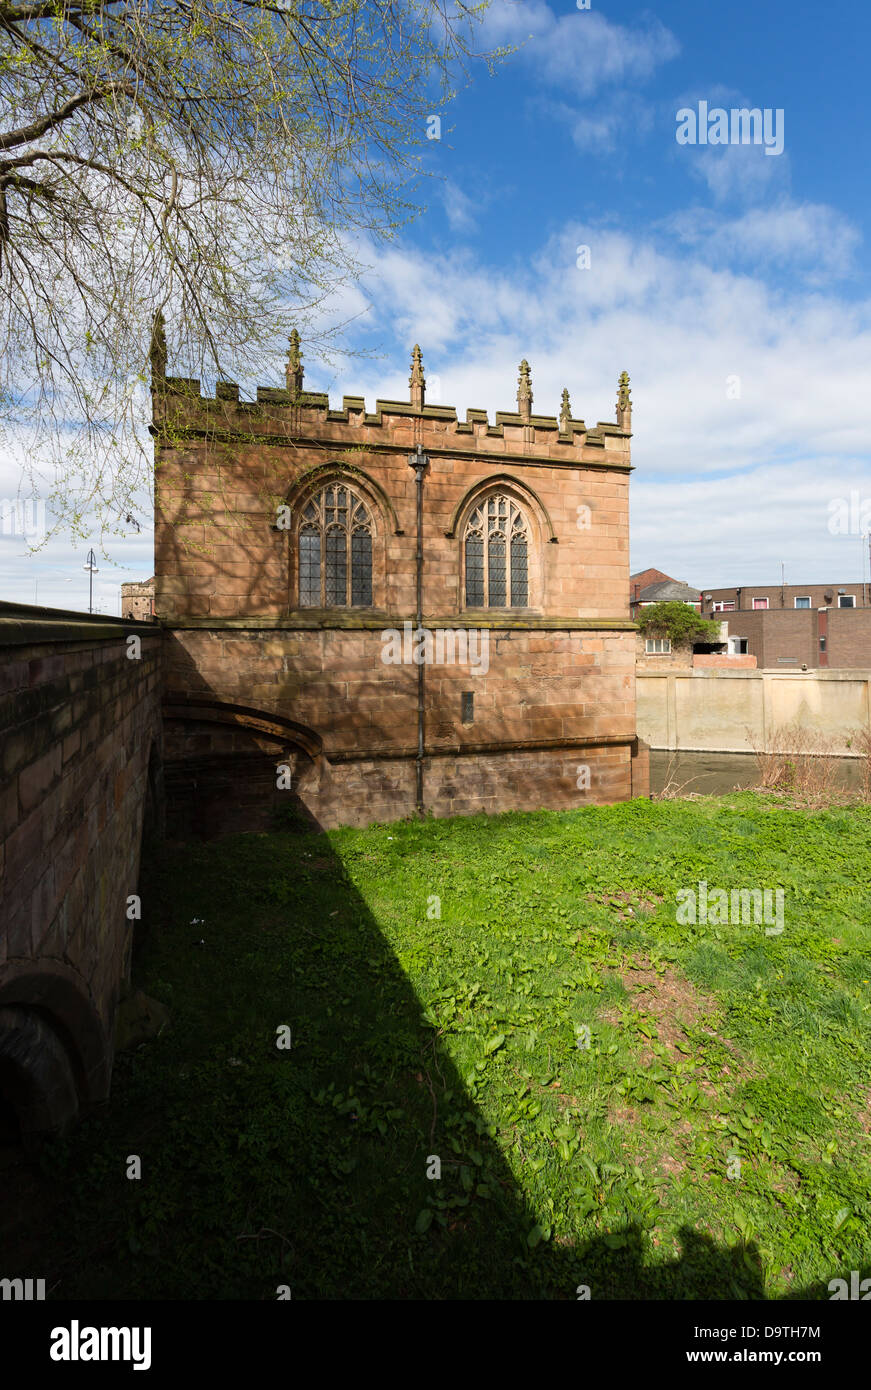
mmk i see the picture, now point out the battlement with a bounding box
[151,320,633,468]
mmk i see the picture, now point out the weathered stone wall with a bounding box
[0,603,162,1140]
[120,579,155,622]
[153,346,644,825]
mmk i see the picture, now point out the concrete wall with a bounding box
[638,667,871,755]
[0,603,162,1142]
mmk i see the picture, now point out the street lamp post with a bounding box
[83,549,99,614]
[408,443,429,817]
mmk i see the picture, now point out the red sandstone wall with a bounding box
[0,607,162,1119]
[152,376,632,624]
[152,362,641,825]
[163,628,636,756]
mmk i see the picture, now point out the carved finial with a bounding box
[286,328,304,397]
[409,343,425,410]
[559,387,571,433]
[617,370,631,425]
[517,358,533,422]
[149,310,167,384]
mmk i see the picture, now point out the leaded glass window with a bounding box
[298,485,374,607]
[463,495,529,608]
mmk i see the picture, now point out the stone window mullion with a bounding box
[464,495,529,609]
[298,484,373,609]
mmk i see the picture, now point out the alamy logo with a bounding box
[828,490,871,536]
[676,881,785,935]
[0,498,47,539]
[676,102,784,156]
[0,1276,45,1299]
[381,621,489,674]
[828,1272,871,1300]
[50,1320,152,1371]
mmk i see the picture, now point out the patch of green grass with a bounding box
[16,793,871,1299]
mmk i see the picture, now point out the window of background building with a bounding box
[753,597,769,610]
[645,638,672,654]
[838,594,856,608]
[794,596,811,608]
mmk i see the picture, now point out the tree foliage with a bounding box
[0,0,497,537]
[636,601,722,647]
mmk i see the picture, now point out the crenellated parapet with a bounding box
[152,335,633,472]
[152,324,641,821]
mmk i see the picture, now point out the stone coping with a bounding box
[151,423,633,470]
[0,601,159,646]
[326,733,639,763]
[162,615,639,632]
[637,666,871,679]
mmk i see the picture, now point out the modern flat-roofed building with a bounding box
[700,583,871,668]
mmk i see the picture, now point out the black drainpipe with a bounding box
[409,444,428,816]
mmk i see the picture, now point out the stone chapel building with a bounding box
[153,321,647,831]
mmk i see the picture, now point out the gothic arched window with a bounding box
[464,495,529,607]
[298,484,373,607]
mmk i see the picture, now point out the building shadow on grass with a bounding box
[13,799,845,1301]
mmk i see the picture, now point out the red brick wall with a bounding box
[826,608,871,668]
[693,653,757,669]
[725,610,817,669]
[702,583,868,614]
[725,609,871,669]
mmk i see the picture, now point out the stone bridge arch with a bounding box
[0,961,110,1149]
[161,696,325,837]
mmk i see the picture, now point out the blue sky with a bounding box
[4,0,871,609]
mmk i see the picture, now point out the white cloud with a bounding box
[478,1,679,160]
[315,212,871,588]
[5,190,870,604]
[687,140,791,204]
[482,2,680,97]
[665,202,860,281]
[334,218,871,475]
[441,179,478,234]
[631,460,871,587]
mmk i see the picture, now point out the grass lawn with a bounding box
[12,793,871,1299]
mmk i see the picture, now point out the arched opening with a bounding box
[162,700,324,839]
[0,1005,81,1151]
[0,964,111,1147]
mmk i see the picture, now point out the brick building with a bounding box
[701,583,871,668]
[630,570,701,618]
[702,583,868,614]
[152,323,647,830]
[630,567,675,601]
